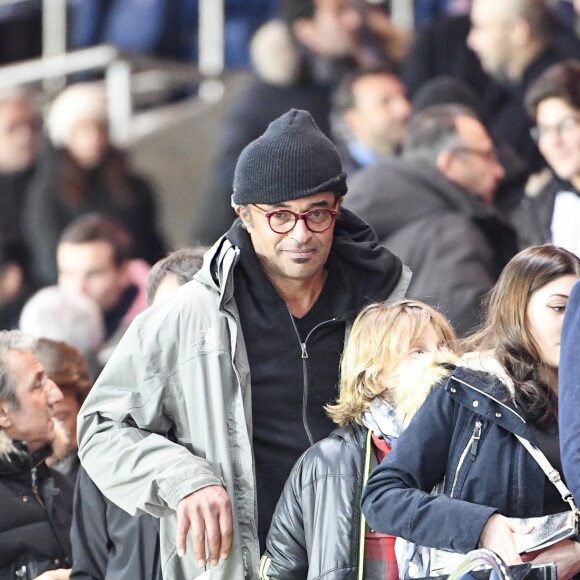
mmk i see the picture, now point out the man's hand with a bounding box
[33,569,71,580]
[527,539,580,580]
[176,485,233,568]
[478,514,534,565]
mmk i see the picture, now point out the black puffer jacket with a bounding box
[0,436,73,580]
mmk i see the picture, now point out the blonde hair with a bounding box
[326,300,457,426]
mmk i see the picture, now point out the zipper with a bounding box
[450,419,482,498]
[31,466,46,509]
[287,307,338,446]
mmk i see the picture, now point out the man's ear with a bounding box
[0,401,12,429]
[436,150,455,179]
[235,205,253,230]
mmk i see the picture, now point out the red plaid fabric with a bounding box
[363,434,399,580]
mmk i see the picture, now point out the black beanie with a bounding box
[232,109,347,206]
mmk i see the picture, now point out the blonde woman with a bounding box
[260,300,458,579]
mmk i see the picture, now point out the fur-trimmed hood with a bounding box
[457,350,516,399]
[0,418,69,464]
[390,348,459,427]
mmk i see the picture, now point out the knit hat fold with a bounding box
[232,109,347,205]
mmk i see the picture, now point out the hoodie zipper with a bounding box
[287,308,338,446]
[450,419,482,498]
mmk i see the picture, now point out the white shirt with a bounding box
[551,190,580,257]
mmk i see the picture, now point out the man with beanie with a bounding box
[77,109,409,579]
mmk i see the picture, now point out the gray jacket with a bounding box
[78,237,256,579]
[78,232,410,580]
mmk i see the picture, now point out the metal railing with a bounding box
[0,44,205,143]
[0,0,226,143]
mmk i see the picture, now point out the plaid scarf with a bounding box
[364,433,399,580]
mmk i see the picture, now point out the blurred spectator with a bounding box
[146,245,207,305]
[0,88,41,265]
[0,330,73,579]
[34,338,92,481]
[514,60,580,254]
[411,75,528,218]
[190,0,409,245]
[0,241,36,331]
[18,286,105,378]
[402,13,489,101]
[70,246,206,580]
[403,0,580,169]
[23,82,165,284]
[345,104,518,335]
[56,214,149,364]
[331,66,412,175]
[466,0,577,172]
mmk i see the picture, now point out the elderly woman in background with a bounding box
[23,82,166,285]
[33,338,92,481]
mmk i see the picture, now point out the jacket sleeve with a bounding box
[77,306,224,518]
[70,467,109,579]
[260,457,309,579]
[559,280,580,501]
[361,386,497,554]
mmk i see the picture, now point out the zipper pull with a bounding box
[301,343,308,359]
[470,420,482,457]
[31,467,46,509]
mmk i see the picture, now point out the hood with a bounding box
[456,350,516,399]
[389,348,459,427]
[329,207,405,310]
[345,157,482,241]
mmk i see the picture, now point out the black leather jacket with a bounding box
[261,424,370,579]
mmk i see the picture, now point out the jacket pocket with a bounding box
[449,417,487,498]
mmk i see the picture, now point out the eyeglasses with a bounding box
[530,116,580,142]
[450,146,500,164]
[252,204,339,234]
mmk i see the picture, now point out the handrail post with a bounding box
[42,0,67,92]
[105,59,133,145]
[198,0,225,103]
